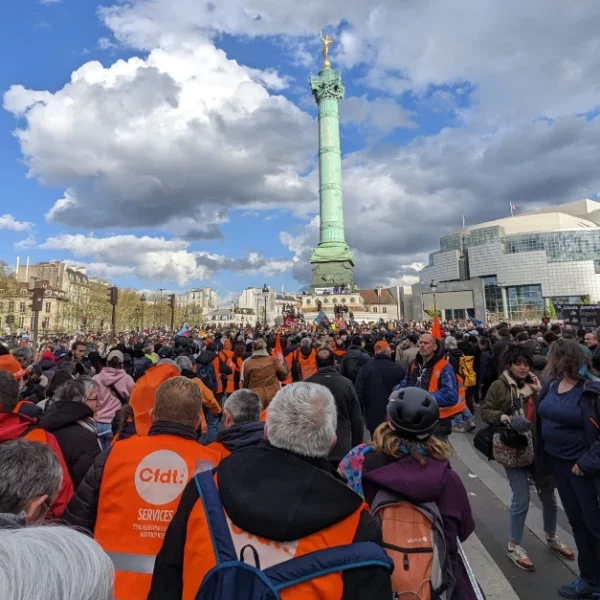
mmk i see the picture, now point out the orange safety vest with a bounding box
[219,350,236,394]
[411,358,466,420]
[13,400,28,414]
[94,433,221,600]
[212,356,223,395]
[260,408,268,422]
[181,486,368,600]
[295,349,318,381]
[207,440,230,459]
[20,426,48,444]
[281,352,294,385]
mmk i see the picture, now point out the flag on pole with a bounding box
[469,316,483,327]
[431,315,443,341]
[175,324,190,338]
[510,201,519,217]
[315,311,331,329]
[274,332,284,364]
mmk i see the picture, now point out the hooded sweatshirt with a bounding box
[362,452,476,600]
[93,367,135,424]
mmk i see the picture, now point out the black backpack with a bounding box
[197,362,217,392]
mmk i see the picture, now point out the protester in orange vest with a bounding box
[295,337,318,380]
[230,344,246,391]
[0,371,74,519]
[398,333,464,441]
[218,340,237,395]
[63,376,221,600]
[148,382,392,600]
[175,356,221,436]
[207,389,264,459]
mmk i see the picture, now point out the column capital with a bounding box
[310,69,345,103]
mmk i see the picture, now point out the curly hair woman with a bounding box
[482,343,573,572]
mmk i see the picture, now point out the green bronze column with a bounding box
[309,34,355,292]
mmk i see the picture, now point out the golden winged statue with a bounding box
[320,31,335,67]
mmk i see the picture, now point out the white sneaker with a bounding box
[507,543,535,571]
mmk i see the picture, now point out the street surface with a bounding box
[454,410,578,600]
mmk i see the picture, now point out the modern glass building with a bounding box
[419,200,600,321]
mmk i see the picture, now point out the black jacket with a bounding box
[39,401,101,490]
[306,367,364,461]
[355,355,406,433]
[62,422,199,533]
[339,345,371,383]
[214,421,264,453]
[149,443,391,600]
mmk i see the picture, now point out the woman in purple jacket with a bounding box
[339,387,478,600]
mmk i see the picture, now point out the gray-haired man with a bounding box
[0,439,63,527]
[207,389,264,458]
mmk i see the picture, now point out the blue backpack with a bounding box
[193,472,393,600]
[196,362,217,392]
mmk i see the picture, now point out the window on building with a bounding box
[19,302,25,314]
[507,284,544,320]
[8,302,14,312]
[19,316,25,329]
[45,302,51,313]
[373,306,378,313]
[0,302,3,312]
[481,275,504,316]
[382,306,387,313]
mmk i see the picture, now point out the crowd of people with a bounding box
[0,317,599,599]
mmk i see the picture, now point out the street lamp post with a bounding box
[261,284,269,329]
[430,280,438,318]
[140,294,146,331]
[158,288,165,328]
[134,306,140,331]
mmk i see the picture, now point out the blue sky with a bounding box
[2,0,600,302]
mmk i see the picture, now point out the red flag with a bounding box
[431,315,443,341]
[274,332,284,363]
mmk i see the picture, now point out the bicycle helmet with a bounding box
[387,387,440,440]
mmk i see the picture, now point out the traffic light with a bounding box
[31,288,44,312]
[168,294,176,309]
[107,286,118,306]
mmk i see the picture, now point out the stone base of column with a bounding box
[309,245,355,292]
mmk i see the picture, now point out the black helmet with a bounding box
[386,387,440,440]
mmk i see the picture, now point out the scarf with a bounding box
[77,417,103,450]
[251,349,270,358]
[502,370,533,413]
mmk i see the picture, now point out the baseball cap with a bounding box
[374,340,390,353]
[107,350,125,363]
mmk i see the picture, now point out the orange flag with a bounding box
[431,315,443,341]
[274,332,284,363]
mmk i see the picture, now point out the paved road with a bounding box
[453,411,578,600]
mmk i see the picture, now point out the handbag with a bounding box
[474,425,495,460]
[493,428,534,468]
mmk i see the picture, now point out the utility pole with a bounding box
[31,284,44,351]
[107,286,118,344]
[168,294,176,331]
[140,293,146,331]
